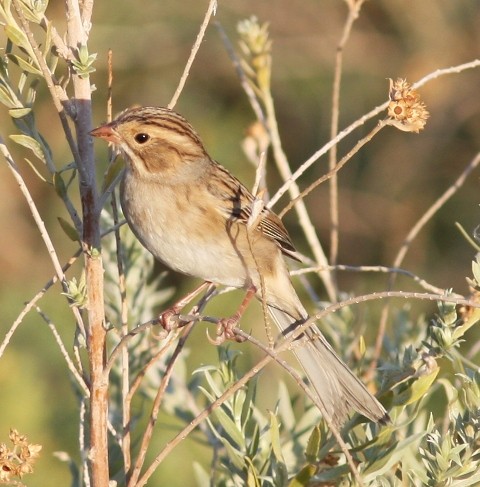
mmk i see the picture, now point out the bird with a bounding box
[90,106,389,427]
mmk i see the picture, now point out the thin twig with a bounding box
[111,189,132,477]
[291,264,453,296]
[137,289,479,487]
[235,328,364,485]
[263,81,337,302]
[0,137,86,335]
[40,15,71,60]
[0,249,82,358]
[394,151,480,271]
[79,398,91,487]
[269,59,480,209]
[369,151,480,377]
[127,322,196,487]
[34,305,89,396]
[168,0,218,109]
[278,120,386,218]
[328,0,365,292]
[11,0,82,169]
[125,333,179,407]
[413,59,480,89]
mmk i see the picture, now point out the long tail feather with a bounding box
[268,305,389,427]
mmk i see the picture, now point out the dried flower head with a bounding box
[387,78,429,133]
[0,429,41,485]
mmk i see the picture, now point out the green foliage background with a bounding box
[0,1,479,485]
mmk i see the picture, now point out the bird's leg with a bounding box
[209,286,256,345]
[160,281,212,331]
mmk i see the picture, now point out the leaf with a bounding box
[268,411,284,463]
[244,456,261,487]
[246,423,260,458]
[305,425,320,463]
[219,437,245,470]
[277,381,295,431]
[0,85,17,108]
[53,172,67,198]
[393,367,439,407]
[58,217,79,241]
[241,377,256,426]
[8,107,32,118]
[192,461,210,487]
[24,157,47,182]
[363,431,426,480]
[359,335,366,356]
[6,53,42,76]
[288,464,317,487]
[452,471,480,487]
[212,406,245,450]
[9,134,46,163]
[4,24,30,51]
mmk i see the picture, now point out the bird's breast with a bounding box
[120,173,250,288]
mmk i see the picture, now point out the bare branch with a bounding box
[168,0,218,109]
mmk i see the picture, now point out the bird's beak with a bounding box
[90,123,120,143]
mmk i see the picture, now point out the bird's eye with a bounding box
[134,133,150,144]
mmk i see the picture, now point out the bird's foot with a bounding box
[207,313,246,345]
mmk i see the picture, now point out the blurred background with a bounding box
[0,0,479,485]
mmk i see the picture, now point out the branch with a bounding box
[370,151,480,376]
[328,0,365,286]
[0,137,86,332]
[269,59,480,209]
[168,0,218,109]
[136,289,480,486]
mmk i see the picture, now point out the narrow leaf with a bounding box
[393,368,439,407]
[9,134,46,163]
[6,53,42,76]
[4,24,30,51]
[288,464,317,487]
[305,425,321,463]
[268,411,284,463]
[213,407,245,449]
[8,107,32,118]
[58,217,79,241]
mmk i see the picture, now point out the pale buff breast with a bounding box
[120,171,257,288]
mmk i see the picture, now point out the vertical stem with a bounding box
[328,0,365,298]
[66,1,108,485]
[263,93,337,302]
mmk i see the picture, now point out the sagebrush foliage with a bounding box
[0,2,479,487]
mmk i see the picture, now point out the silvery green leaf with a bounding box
[305,425,320,463]
[8,107,32,118]
[9,134,46,163]
[4,24,30,51]
[213,406,245,449]
[6,53,41,75]
[0,85,17,108]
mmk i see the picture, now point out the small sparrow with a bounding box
[91,106,388,427]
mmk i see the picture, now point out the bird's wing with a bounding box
[207,161,299,261]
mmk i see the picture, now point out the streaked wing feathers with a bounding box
[208,160,299,261]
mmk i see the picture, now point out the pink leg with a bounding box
[160,281,212,331]
[209,286,256,345]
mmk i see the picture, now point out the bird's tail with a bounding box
[267,305,388,427]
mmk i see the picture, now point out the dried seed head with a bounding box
[237,16,272,92]
[387,78,429,133]
[0,429,42,484]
